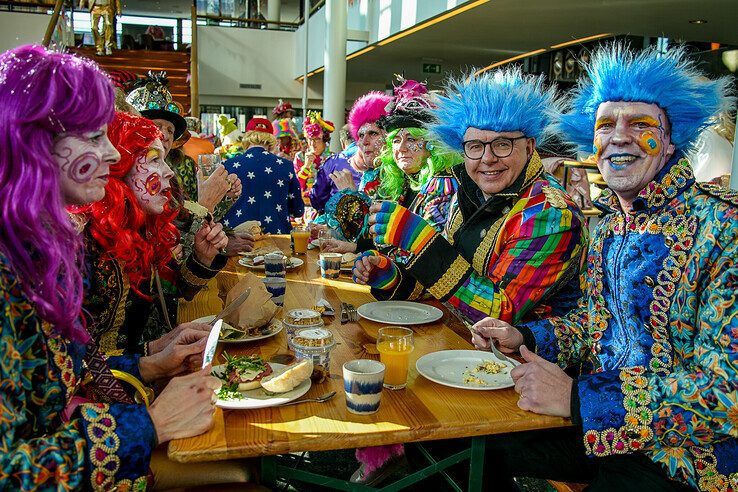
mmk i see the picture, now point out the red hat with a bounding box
[246,117,274,134]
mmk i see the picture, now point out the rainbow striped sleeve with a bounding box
[407,199,586,325]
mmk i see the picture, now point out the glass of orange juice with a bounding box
[291,225,310,255]
[376,326,414,389]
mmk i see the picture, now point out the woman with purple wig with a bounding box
[0,45,220,489]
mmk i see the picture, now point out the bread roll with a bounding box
[260,359,313,393]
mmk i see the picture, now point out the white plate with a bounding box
[212,362,311,409]
[416,350,519,390]
[238,257,304,270]
[193,316,283,344]
[357,301,443,325]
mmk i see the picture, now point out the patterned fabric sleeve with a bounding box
[576,224,738,483]
[519,299,591,366]
[0,268,155,490]
[405,201,585,325]
[177,253,226,301]
[413,176,459,231]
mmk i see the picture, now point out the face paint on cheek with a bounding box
[145,173,162,195]
[407,140,425,153]
[638,130,661,156]
[593,136,602,159]
[69,152,102,183]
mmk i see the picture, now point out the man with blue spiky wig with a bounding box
[354,68,587,332]
[475,45,738,490]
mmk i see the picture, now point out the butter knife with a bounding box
[462,319,509,362]
[210,288,251,326]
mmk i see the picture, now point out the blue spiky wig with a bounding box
[560,44,735,153]
[430,67,563,151]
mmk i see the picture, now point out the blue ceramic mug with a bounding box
[343,359,385,415]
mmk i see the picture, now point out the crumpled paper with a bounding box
[222,273,278,332]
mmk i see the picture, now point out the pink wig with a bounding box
[0,45,115,342]
[348,91,392,140]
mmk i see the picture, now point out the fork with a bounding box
[346,303,358,322]
[462,320,509,362]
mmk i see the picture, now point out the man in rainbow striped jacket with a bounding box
[353,68,587,328]
[473,45,737,490]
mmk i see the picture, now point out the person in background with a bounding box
[0,44,219,490]
[473,45,737,491]
[223,117,304,233]
[309,124,361,214]
[273,117,300,160]
[294,111,334,201]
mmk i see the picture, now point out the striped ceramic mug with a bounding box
[343,359,385,415]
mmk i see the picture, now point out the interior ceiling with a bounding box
[329,0,738,87]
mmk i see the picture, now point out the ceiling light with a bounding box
[689,19,707,24]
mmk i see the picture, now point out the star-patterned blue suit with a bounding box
[222,146,304,233]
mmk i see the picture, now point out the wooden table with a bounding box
[171,236,570,490]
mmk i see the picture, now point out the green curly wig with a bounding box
[376,127,460,201]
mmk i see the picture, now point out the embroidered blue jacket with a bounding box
[521,158,738,490]
[0,255,156,490]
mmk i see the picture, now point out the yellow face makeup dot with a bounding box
[638,130,660,156]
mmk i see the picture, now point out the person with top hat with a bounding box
[470,45,737,491]
[222,117,304,233]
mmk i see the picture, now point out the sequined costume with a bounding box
[372,153,586,324]
[520,159,738,489]
[0,255,155,490]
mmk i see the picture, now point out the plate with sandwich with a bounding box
[213,353,313,409]
[193,316,283,344]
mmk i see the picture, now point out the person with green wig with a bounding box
[320,78,460,260]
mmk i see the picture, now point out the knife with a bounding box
[202,319,222,369]
[210,288,251,326]
[461,319,509,362]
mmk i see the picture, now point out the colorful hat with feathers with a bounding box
[273,118,297,139]
[378,77,435,132]
[559,43,735,154]
[348,91,392,140]
[430,67,562,151]
[303,111,335,141]
[272,99,295,117]
[125,71,187,139]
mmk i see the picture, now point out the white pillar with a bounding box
[730,112,738,191]
[323,0,347,153]
[301,0,309,118]
[267,0,281,23]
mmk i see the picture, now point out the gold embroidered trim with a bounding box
[472,213,505,275]
[541,185,568,209]
[428,254,470,299]
[99,260,129,356]
[42,322,78,401]
[445,201,464,245]
[691,445,737,492]
[406,233,441,270]
[82,403,121,490]
[583,366,654,457]
[408,281,425,301]
[180,261,209,287]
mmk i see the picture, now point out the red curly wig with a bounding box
[76,111,180,297]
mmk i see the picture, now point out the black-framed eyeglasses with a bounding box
[462,136,527,160]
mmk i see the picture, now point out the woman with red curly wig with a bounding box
[78,111,228,356]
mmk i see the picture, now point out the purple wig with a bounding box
[347,91,392,140]
[0,45,115,341]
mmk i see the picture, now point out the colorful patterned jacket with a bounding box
[520,158,738,490]
[373,151,587,325]
[0,255,155,490]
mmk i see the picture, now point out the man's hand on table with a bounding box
[223,232,255,256]
[512,346,572,418]
[472,318,572,418]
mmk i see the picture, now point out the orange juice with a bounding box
[291,228,310,255]
[377,340,413,388]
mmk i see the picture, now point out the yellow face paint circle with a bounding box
[638,130,660,156]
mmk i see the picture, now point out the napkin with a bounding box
[222,273,279,333]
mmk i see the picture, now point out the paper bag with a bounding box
[233,220,262,236]
[223,273,278,331]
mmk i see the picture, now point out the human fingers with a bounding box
[471,332,490,350]
[205,222,224,241]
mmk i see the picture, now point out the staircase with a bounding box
[72,48,192,114]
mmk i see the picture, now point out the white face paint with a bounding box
[594,101,675,205]
[357,122,385,164]
[52,125,121,206]
[124,138,174,215]
[392,129,430,175]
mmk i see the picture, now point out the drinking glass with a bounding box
[376,326,414,389]
[291,225,310,255]
[318,227,336,252]
[197,154,220,177]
